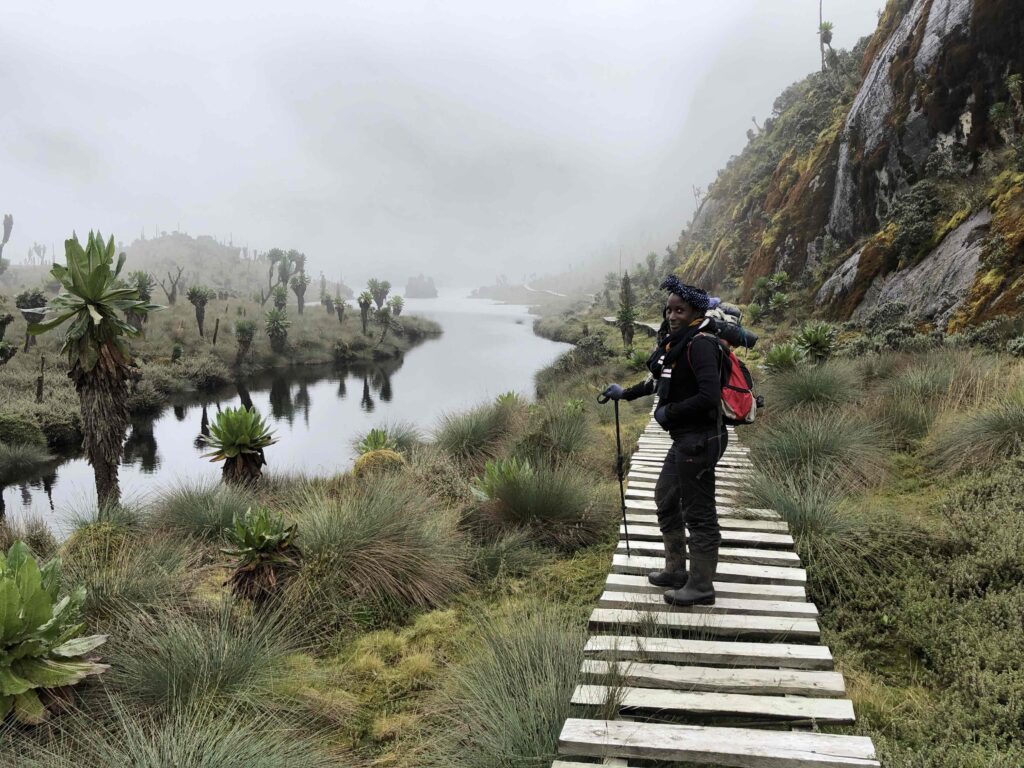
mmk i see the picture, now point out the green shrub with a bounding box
[221,507,301,603]
[125,380,165,414]
[176,354,230,390]
[768,361,860,410]
[0,441,52,484]
[762,341,805,373]
[0,410,46,447]
[292,474,467,627]
[746,408,887,486]
[0,542,109,724]
[926,388,1024,471]
[149,480,256,541]
[108,603,298,710]
[429,601,587,768]
[793,321,837,364]
[1006,335,1024,357]
[355,428,398,455]
[471,460,610,550]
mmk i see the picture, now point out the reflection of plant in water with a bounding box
[295,383,311,426]
[360,376,375,413]
[194,405,211,449]
[123,418,158,473]
[173,404,186,421]
[269,376,295,424]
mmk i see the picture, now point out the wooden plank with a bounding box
[572,684,854,722]
[584,635,833,670]
[625,499,780,520]
[626,504,783,521]
[604,573,806,602]
[558,718,879,767]
[618,524,794,548]
[625,516,789,535]
[580,659,845,697]
[590,608,820,641]
[624,513,790,534]
[614,541,800,567]
[611,555,806,586]
[597,591,817,618]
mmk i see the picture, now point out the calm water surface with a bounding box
[2,294,570,528]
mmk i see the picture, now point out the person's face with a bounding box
[666,293,700,332]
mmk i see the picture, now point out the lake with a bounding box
[1,294,571,527]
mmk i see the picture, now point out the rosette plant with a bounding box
[221,507,300,602]
[0,541,109,724]
[202,406,278,485]
[29,232,161,506]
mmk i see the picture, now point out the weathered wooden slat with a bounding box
[558,718,879,767]
[580,659,845,697]
[618,524,794,548]
[572,684,854,722]
[624,513,790,534]
[612,554,805,586]
[625,499,781,520]
[604,573,806,602]
[584,635,833,670]
[614,541,800,566]
[590,608,819,641]
[597,591,817,618]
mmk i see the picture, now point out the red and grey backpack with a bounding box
[690,332,758,426]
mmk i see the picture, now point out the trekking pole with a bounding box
[597,392,631,556]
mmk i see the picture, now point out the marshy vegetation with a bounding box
[0,312,647,766]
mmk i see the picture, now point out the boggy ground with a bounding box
[2,312,1023,766]
[0,296,440,459]
[0,320,650,767]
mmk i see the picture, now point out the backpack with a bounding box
[689,332,758,426]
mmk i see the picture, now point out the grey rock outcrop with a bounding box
[845,209,992,328]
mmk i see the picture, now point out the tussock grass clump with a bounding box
[513,399,590,466]
[746,408,888,486]
[149,480,256,541]
[8,702,341,768]
[293,474,467,626]
[769,360,861,410]
[429,600,586,768]
[0,441,53,483]
[926,388,1024,471]
[108,603,300,710]
[62,529,201,621]
[877,362,954,443]
[0,514,57,559]
[470,531,552,582]
[741,467,891,597]
[471,459,612,550]
[433,401,523,466]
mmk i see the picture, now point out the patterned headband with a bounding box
[659,275,710,312]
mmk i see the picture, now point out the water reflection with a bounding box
[2,296,572,525]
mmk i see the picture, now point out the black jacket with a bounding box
[622,318,722,435]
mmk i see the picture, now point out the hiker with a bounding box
[601,276,727,606]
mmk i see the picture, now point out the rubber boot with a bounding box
[647,530,687,588]
[663,550,717,606]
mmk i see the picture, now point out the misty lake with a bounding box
[1,294,571,528]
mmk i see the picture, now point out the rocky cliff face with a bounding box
[673,0,1024,329]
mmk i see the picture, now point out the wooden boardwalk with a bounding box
[553,409,879,767]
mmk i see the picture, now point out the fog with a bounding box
[2,1,880,287]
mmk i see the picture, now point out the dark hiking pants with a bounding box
[653,427,727,555]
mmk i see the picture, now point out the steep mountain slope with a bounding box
[673,0,1024,330]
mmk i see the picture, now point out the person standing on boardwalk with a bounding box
[601,277,726,606]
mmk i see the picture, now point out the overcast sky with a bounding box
[2,1,881,287]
